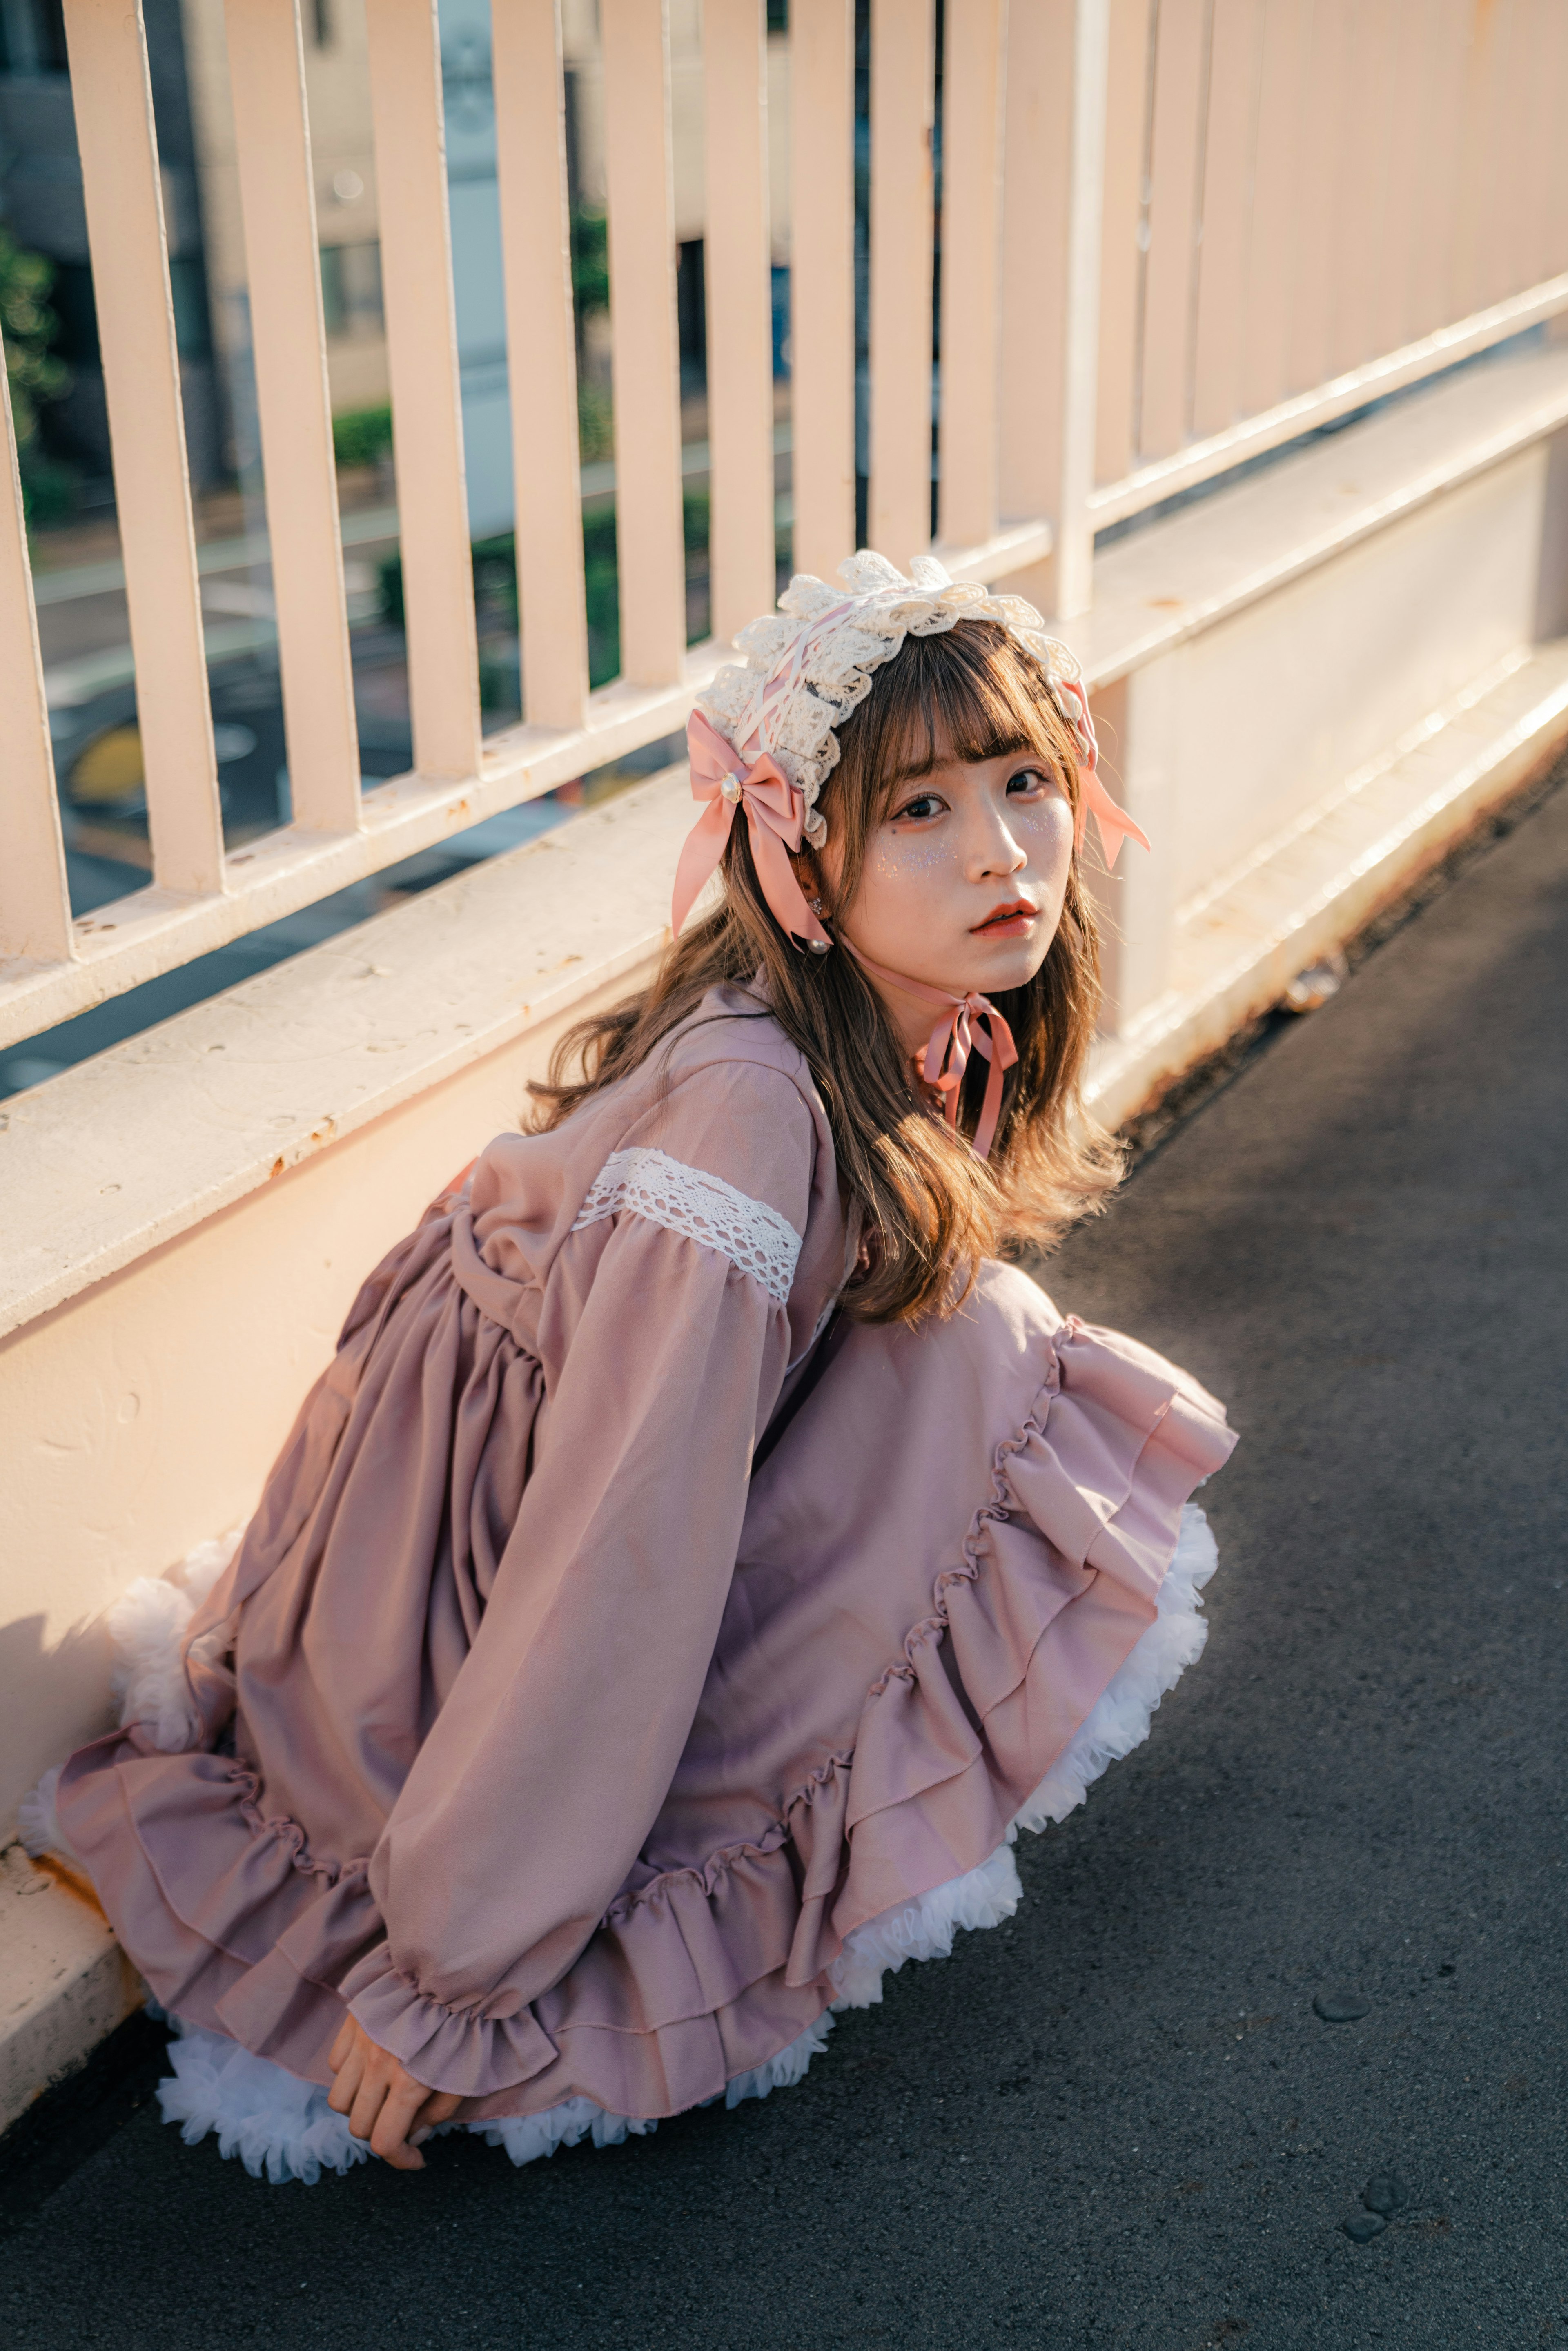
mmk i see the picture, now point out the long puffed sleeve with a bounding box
[339,1060,821,2097]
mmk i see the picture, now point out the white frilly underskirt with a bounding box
[22,1506,1217,2186]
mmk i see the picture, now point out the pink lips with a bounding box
[971,898,1039,938]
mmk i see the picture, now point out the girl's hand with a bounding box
[327,2014,463,2170]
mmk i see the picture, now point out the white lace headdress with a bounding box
[669,548,1147,964]
[695,549,1101,849]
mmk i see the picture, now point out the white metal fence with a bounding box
[3,0,1566,1050]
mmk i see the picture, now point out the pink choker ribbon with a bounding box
[671,711,831,949]
[844,939,1019,1162]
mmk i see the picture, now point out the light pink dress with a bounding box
[55,984,1235,2151]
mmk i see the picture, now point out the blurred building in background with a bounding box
[0,0,221,489]
[0,0,792,522]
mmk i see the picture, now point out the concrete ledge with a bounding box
[1085,641,1568,1128]
[0,1844,142,2139]
[0,771,694,1342]
[1074,339,1568,688]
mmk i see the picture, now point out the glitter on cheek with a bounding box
[1008,797,1075,868]
[1008,793,1072,838]
[875,833,952,878]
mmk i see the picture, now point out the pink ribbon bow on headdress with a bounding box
[845,941,1019,1161]
[1049,671,1152,870]
[671,710,831,949]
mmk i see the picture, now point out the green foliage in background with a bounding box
[332,402,394,471]
[0,226,75,526]
[570,209,609,317]
[339,384,610,485]
[1,227,67,442]
[583,503,620,686]
[578,379,613,464]
[375,492,718,695]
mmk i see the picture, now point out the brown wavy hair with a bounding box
[529,617,1120,1322]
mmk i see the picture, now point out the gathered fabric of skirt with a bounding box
[52,996,1236,2133]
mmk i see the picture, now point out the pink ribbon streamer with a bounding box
[844,939,1019,1162]
[671,711,831,948]
[1049,673,1152,870]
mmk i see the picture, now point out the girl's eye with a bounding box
[895,793,944,822]
[1007,766,1051,796]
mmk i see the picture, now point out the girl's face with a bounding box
[819,746,1076,1051]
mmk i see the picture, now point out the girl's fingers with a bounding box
[414,2089,464,2132]
[348,2071,387,2146]
[405,2087,463,2151]
[323,2015,444,2168]
[370,2082,430,2169]
[326,2045,363,2116]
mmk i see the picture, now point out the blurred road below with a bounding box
[6,766,1566,2351]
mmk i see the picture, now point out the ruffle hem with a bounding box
[27,1504,1219,2184]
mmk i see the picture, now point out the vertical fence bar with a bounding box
[1136,0,1209,464]
[1329,0,1394,377]
[1413,0,1468,339]
[0,361,73,965]
[492,0,590,729]
[867,0,935,563]
[1284,0,1348,397]
[937,0,1005,551]
[1401,0,1448,348]
[1501,0,1547,299]
[1536,0,1568,288]
[704,0,778,639]
[1189,0,1261,441]
[364,0,482,780]
[1052,0,1111,619]
[61,0,223,897]
[1510,0,1552,294]
[997,0,1073,599]
[1471,0,1521,310]
[225,0,361,833]
[1093,0,1151,490]
[600,0,687,684]
[1239,0,1305,417]
[789,0,856,578]
[1535,0,1568,294]
[1374,0,1431,352]
[1451,0,1496,321]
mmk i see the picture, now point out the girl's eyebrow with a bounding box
[885,739,1039,791]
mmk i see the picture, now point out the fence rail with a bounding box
[3,0,1566,1049]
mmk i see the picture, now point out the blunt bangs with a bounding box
[852,621,1077,813]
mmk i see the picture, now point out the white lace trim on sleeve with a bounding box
[570,1146,802,1305]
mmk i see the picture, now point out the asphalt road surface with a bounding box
[7,772,1566,2351]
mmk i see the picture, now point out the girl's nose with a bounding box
[971,811,1028,880]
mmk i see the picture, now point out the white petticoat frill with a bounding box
[151,2005,838,2188]
[21,1506,1217,2184]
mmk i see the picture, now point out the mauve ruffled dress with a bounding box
[55,984,1236,2138]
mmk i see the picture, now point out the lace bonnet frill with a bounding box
[695,549,1098,852]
